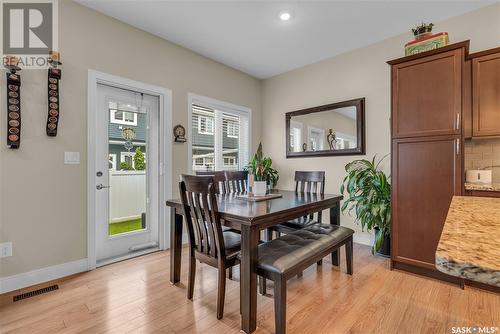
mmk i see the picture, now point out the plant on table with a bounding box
[340,154,391,254]
[247,142,279,189]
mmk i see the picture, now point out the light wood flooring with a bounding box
[0,244,498,334]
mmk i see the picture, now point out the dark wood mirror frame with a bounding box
[285,97,366,158]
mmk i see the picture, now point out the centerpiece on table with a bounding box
[340,155,391,256]
[246,143,279,196]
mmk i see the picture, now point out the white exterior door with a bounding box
[95,83,160,265]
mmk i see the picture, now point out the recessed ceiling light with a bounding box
[279,12,291,21]
[278,10,294,21]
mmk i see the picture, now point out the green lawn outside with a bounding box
[109,218,143,235]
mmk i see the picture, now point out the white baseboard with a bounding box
[0,258,88,294]
[353,234,374,247]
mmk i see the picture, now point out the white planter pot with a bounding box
[253,181,267,196]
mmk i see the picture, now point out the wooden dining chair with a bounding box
[266,171,326,273]
[224,170,248,193]
[179,174,241,319]
[267,171,326,239]
[195,171,227,194]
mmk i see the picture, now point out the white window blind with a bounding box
[191,101,250,173]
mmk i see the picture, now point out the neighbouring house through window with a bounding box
[190,97,250,172]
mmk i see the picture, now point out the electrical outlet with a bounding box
[0,242,13,258]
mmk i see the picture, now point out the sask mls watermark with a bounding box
[1,0,58,69]
[451,326,499,334]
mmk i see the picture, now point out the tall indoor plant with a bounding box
[247,143,279,195]
[340,155,391,255]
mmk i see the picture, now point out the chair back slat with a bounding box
[295,171,326,221]
[179,175,226,259]
[195,171,226,194]
[224,171,248,193]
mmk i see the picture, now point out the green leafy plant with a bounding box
[120,161,134,171]
[247,142,279,188]
[134,148,146,170]
[340,155,391,254]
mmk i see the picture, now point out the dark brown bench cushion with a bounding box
[256,225,354,275]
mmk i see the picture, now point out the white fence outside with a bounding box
[109,170,146,223]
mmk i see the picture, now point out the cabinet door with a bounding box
[392,136,462,269]
[472,51,500,137]
[392,49,462,138]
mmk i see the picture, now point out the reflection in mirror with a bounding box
[286,98,365,157]
[289,106,357,153]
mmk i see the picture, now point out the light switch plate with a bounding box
[0,242,12,258]
[64,152,80,165]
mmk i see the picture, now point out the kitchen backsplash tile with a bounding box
[465,139,500,183]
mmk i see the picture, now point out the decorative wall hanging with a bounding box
[5,56,21,149]
[122,127,136,151]
[46,51,62,136]
[173,124,186,142]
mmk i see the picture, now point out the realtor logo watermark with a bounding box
[1,0,58,69]
[451,326,499,334]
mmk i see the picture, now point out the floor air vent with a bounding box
[13,284,59,302]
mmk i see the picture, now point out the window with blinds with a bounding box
[190,100,250,173]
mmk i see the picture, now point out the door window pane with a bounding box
[108,104,147,236]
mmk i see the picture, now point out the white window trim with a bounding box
[110,109,138,126]
[187,93,252,173]
[197,115,214,135]
[109,154,117,170]
[120,151,136,169]
[226,120,238,138]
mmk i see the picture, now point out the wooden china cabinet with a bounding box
[387,42,468,283]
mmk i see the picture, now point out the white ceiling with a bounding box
[76,1,494,79]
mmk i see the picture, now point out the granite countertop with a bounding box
[465,182,500,192]
[436,196,500,287]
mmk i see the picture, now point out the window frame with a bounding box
[226,119,238,138]
[120,151,135,169]
[109,153,117,170]
[197,115,215,135]
[110,109,138,126]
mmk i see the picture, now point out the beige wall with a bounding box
[0,0,261,277]
[261,3,500,245]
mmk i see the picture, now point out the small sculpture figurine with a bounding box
[327,129,337,150]
[302,143,307,152]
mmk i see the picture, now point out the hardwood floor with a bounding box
[1,243,498,333]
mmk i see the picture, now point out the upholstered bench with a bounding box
[254,224,354,334]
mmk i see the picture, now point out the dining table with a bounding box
[166,189,343,333]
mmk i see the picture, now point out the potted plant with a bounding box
[247,143,279,196]
[340,155,391,256]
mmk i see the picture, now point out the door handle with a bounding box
[456,139,460,155]
[96,184,111,190]
[455,113,460,130]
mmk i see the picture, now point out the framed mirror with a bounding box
[286,98,365,158]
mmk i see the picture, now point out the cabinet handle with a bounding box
[455,113,460,130]
[456,139,460,155]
